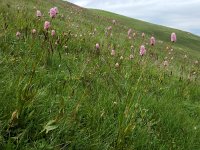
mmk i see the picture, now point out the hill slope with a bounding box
[91,9,200,54]
[0,0,200,149]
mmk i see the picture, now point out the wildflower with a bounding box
[51,30,56,36]
[44,21,50,30]
[140,45,146,56]
[133,32,136,37]
[131,46,134,49]
[171,32,177,42]
[111,49,115,56]
[96,43,100,50]
[128,29,132,37]
[16,31,21,37]
[163,60,169,67]
[36,10,42,17]
[130,54,134,59]
[107,26,112,31]
[54,7,59,14]
[49,7,57,18]
[115,62,119,68]
[150,36,156,46]
[120,56,124,60]
[112,19,116,25]
[142,32,145,38]
[32,29,36,34]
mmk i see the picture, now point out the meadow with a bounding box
[0,0,200,149]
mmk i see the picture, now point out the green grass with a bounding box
[0,0,200,149]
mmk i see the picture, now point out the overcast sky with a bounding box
[66,0,200,36]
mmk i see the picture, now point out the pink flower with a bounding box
[32,29,36,34]
[111,49,115,56]
[171,32,177,42]
[54,7,59,14]
[150,36,156,46]
[16,31,21,37]
[96,43,100,49]
[36,10,42,17]
[128,29,132,37]
[44,21,50,30]
[140,45,146,56]
[51,30,56,36]
[49,7,57,18]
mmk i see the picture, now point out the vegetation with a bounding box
[0,0,199,149]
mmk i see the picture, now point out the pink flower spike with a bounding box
[140,45,146,56]
[36,10,42,17]
[51,30,56,36]
[96,43,100,50]
[44,21,50,30]
[150,36,156,46]
[171,32,177,42]
[49,7,57,18]
[128,29,132,37]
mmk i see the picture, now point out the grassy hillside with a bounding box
[90,9,200,55]
[0,0,199,149]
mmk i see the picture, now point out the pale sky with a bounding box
[66,0,200,36]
